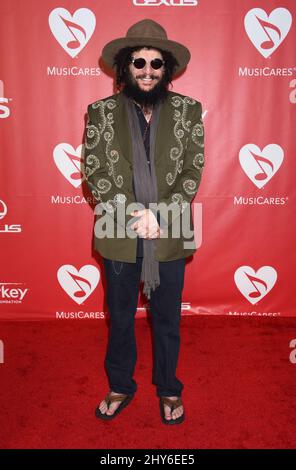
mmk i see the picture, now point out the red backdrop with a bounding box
[0,0,295,319]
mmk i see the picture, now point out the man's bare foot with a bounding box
[163,396,184,421]
[98,391,126,416]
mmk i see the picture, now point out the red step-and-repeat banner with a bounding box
[0,0,295,319]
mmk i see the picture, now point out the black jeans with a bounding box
[102,256,186,397]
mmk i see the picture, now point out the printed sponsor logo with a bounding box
[234,266,277,304]
[57,265,100,305]
[239,144,284,189]
[47,66,100,77]
[0,200,21,233]
[234,196,288,206]
[228,310,280,317]
[49,8,96,58]
[0,282,29,304]
[53,143,84,188]
[244,8,292,58]
[56,311,105,319]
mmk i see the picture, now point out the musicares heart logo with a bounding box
[239,144,284,189]
[244,8,292,58]
[53,143,84,188]
[234,266,277,305]
[57,265,100,305]
[49,8,96,58]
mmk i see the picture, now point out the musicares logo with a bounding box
[53,143,84,188]
[239,144,284,189]
[57,265,100,305]
[234,266,277,305]
[49,8,96,58]
[244,8,292,58]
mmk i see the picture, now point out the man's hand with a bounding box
[130,209,163,239]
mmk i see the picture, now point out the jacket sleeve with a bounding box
[156,101,205,228]
[84,104,135,226]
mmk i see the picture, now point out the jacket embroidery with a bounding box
[100,193,127,214]
[183,179,197,195]
[89,99,124,191]
[166,95,197,186]
[171,193,188,214]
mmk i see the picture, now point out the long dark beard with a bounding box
[122,71,168,107]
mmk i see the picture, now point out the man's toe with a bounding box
[99,401,107,414]
[164,404,172,420]
[106,402,121,415]
[172,406,183,420]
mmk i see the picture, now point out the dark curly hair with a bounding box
[113,46,179,91]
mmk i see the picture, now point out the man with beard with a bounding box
[84,19,205,425]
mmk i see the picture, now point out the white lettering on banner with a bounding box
[0,80,11,119]
[51,195,96,204]
[0,283,29,303]
[181,302,191,311]
[48,8,96,58]
[228,311,281,317]
[289,339,296,364]
[234,266,277,305]
[234,196,288,206]
[289,79,296,104]
[0,340,4,364]
[133,0,198,6]
[239,144,284,189]
[0,225,21,233]
[57,265,100,305]
[56,311,105,319]
[238,67,296,77]
[244,8,292,58]
[47,67,101,77]
[0,200,22,233]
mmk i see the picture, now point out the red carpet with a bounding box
[0,316,296,449]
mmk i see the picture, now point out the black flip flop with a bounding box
[160,396,185,425]
[95,392,134,421]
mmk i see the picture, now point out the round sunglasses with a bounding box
[130,57,165,70]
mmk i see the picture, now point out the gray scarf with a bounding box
[124,95,162,300]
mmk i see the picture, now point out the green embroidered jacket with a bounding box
[84,91,205,262]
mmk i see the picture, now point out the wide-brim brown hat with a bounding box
[102,19,190,75]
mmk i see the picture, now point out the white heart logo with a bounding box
[57,265,100,305]
[244,8,292,58]
[49,8,96,58]
[234,266,277,305]
[239,144,284,189]
[53,143,84,188]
